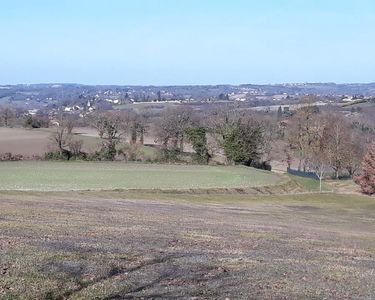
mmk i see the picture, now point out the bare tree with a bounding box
[307,115,330,192]
[0,106,15,127]
[309,146,329,193]
[50,125,72,159]
[92,112,129,160]
[315,113,367,178]
[322,114,352,178]
[344,133,365,177]
[287,106,320,171]
[129,113,149,145]
[49,114,82,159]
[155,107,193,154]
[68,139,84,157]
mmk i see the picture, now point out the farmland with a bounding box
[0,128,52,156]
[0,127,157,158]
[1,191,375,299]
[0,162,373,299]
[0,128,101,156]
[0,161,283,191]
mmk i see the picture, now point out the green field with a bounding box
[0,161,283,191]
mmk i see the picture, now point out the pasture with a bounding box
[0,161,283,191]
[0,191,374,299]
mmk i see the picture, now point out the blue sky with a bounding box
[1,0,374,85]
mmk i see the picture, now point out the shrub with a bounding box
[119,143,145,162]
[24,115,50,128]
[249,160,272,171]
[158,149,181,163]
[44,150,87,161]
[0,152,23,161]
[44,150,71,161]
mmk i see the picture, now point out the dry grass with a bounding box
[1,191,374,299]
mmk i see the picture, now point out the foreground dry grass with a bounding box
[1,191,375,299]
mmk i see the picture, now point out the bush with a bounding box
[24,115,49,128]
[158,149,181,163]
[249,160,272,171]
[44,151,71,161]
[119,143,145,161]
[44,150,88,161]
[0,152,23,161]
[85,151,103,161]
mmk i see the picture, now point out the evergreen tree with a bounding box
[277,106,283,119]
[185,127,210,164]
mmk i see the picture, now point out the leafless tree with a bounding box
[91,111,129,160]
[307,115,330,192]
[344,133,366,177]
[68,139,84,157]
[317,113,366,178]
[287,106,320,171]
[129,113,149,145]
[155,107,193,153]
[50,125,72,158]
[0,106,15,127]
[321,114,352,178]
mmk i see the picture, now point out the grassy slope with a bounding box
[286,174,329,192]
[0,191,374,299]
[0,161,283,191]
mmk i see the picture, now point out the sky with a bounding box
[1,0,375,85]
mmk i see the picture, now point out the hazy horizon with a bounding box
[1,0,375,85]
[2,81,375,87]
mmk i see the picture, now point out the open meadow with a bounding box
[0,162,283,191]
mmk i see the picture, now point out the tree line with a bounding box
[1,103,375,194]
[47,107,272,169]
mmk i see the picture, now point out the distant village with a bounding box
[0,83,374,122]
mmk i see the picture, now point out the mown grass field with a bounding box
[0,161,283,191]
[1,191,374,299]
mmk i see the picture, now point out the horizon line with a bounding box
[2,81,375,87]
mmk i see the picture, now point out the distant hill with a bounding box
[1,82,375,111]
